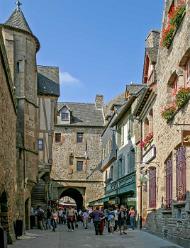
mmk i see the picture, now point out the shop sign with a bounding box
[142,145,156,164]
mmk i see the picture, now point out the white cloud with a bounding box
[60,71,81,87]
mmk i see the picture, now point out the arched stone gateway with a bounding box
[60,188,84,210]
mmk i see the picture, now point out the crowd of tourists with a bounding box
[30,204,136,235]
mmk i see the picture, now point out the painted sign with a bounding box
[182,131,190,146]
[142,145,156,163]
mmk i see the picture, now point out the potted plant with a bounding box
[176,87,190,108]
[161,104,176,121]
[170,4,186,28]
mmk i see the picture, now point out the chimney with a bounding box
[145,30,160,48]
[95,95,104,109]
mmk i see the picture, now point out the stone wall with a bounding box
[0,33,17,243]
[51,126,104,207]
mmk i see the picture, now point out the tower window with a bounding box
[77,133,83,143]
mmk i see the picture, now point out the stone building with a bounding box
[51,95,105,209]
[0,29,17,243]
[105,85,144,208]
[133,30,159,227]
[141,0,190,246]
[31,66,60,209]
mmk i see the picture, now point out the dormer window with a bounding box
[61,112,69,121]
[60,106,70,123]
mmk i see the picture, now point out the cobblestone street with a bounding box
[8,223,182,248]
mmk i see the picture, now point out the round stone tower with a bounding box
[1,1,40,232]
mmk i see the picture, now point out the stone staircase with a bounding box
[31,179,47,210]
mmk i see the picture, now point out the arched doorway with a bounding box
[60,188,84,210]
[25,199,30,230]
[0,191,9,245]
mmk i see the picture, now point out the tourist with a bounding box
[36,206,45,230]
[129,207,136,230]
[108,208,115,234]
[82,209,89,229]
[118,205,127,235]
[90,206,104,235]
[66,206,76,231]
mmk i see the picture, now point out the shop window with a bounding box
[176,146,186,201]
[166,155,173,209]
[149,168,156,208]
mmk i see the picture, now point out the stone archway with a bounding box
[60,188,84,210]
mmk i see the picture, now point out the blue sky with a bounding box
[0,1,163,104]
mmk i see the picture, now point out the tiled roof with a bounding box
[37,66,60,97]
[5,8,32,34]
[58,102,104,127]
[104,92,126,117]
[126,84,145,96]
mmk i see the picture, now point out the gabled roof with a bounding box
[5,8,32,34]
[57,102,104,127]
[37,66,60,97]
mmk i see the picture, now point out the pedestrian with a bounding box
[82,209,89,229]
[108,209,115,234]
[129,207,136,230]
[118,205,127,235]
[36,206,45,230]
[114,206,119,231]
[58,208,63,224]
[30,207,36,229]
[51,209,58,232]
[90,206,104,235]
[46,208,52,230]
[66,206,75,231]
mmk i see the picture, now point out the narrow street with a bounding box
[8,223,182,248]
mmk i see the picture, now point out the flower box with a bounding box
[161,104,176,121]
[176,87,190,108]
[160,2,186,48]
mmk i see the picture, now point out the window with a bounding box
[176,146,186,201]
[69,154,74,165]
[55,133,61,143]
[117,125,124,147]
[16,61,20,73]
[166,156,173,209]
[110,166,113,180]
[118,158,122,178]
[38,139,43,150]
[185,59,190,85]
[149,168,156,208]
[77,161,83,171]
[77,132,83,143]
[61,112,69,121]
[171,77,178,96]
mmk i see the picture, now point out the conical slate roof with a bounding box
[5,8,32,34]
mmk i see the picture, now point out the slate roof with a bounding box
[4,8,40,51]
[57,102,104,127]
[126,84,146,96]
[5,8,32,34]
[37,66,60,97]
